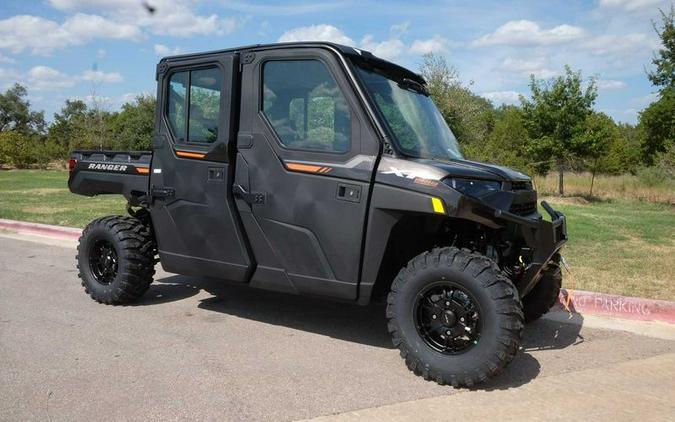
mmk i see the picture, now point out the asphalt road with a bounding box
[1,235,674,421]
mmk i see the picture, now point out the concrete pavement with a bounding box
[1,234,674,421]
[309,353,675,421]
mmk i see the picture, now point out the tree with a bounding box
[467,105,531,173]
[520,66,598,195]
[109,95,156,150]
[647,6,675,89]
[640,7,675,164]
[420,52,461,100]
[47,100,88,158]
[596,122,641,175]
[574,112,615,196]
[0,84,49,168]
[47,99,117,154]
[0,84,46,134]
[420,53,495,152]
[638,87,675,164]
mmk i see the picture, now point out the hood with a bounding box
[413,158,531,182]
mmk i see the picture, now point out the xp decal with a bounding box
[378,157,446,180]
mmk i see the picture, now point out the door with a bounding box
[235,47,379,299]
[149,53,253,281]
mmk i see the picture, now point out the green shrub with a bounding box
[654,142,675,178]
[636,166,670,187]
[0,131,49,168]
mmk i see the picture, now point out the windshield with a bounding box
[354,63,463,161]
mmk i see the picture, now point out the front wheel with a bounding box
[386,247,523,387]
[522,263,563,322]
[77,216,156,304]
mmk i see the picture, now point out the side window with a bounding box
[189,68,221,143]
[263,60,350,153]
[168,71,188,142]
[166,67,222,144]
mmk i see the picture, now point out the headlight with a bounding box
[446,178,501,198]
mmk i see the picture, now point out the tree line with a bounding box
[1,8,673,196]
[0,89,155,169]
[420,7,673,195]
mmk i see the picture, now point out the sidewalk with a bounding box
[309,352,675,422]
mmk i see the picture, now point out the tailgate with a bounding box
[68,150,152,200]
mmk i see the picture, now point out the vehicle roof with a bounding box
[159,41,425,84]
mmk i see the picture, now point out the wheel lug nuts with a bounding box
[446,330,451,335]
[445,301,450,306]
[460,317,464,322]
[432,315,437,319]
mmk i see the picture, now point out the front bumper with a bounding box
[494,201,567,297]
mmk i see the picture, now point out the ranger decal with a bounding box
[87,163,128,172]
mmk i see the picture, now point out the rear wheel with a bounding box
[522,264,562,322]
[387,247,523,387]
[77,215,156,304]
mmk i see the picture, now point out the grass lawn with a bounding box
[543,197,674,301]
[0,170,126,228]
[1,170,673,300]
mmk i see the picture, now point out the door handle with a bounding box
[233,184,266,205]
[336,183,361,203]
[151,186,175,200]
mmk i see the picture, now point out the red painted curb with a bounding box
[556,289,675,324]
[0,218,81,241]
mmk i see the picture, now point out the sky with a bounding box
[0,0,671,124]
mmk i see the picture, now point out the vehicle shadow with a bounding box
[523,311,585,352]
[133,275,203,305]
[138,274,584,389]
[479,311,584,390]
[197,281,393,349]
[136,274,392,348]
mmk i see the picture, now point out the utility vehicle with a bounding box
[68,42,567,387]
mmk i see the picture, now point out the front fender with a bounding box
[358,183,461,305]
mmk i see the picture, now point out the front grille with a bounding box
[509,201,537,216]
[511,181,533,191]
[508,179,536,215]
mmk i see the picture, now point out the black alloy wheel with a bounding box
[414,282,481,354]
[386,247,524,387]
[89,239,118,285]
[77,215,156,304]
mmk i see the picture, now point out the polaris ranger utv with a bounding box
[68,42,566,387]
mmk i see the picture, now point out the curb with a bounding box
[1,219,673,324]
[556,289,675,324]
[0,218,81,241]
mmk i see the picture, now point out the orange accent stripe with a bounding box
[136,167,150,175]
[176,150,206,159]
[286,163,323,173]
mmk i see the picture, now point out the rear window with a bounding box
[166,67,222,144]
